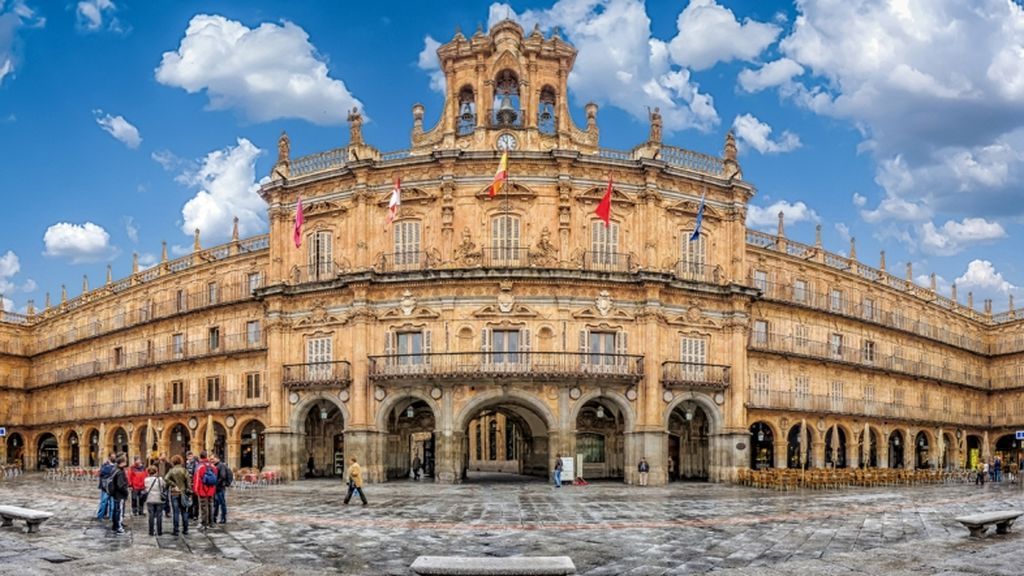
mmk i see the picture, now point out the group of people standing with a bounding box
[95,450,233,536]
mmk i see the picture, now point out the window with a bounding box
[491,329,520,364]
[172,333,185,357]
[591,221,620,267]
[394,220,421,267]
[488,420,498,460]
[247,272,262,294]
[830,381,844,410]
[752,372,770,403]
[830,288,843,312]
[308,230,333,280]
[246,321,261,346]
[794,375,810,408]
[492,215,521,262]
[208,326,220,351]
[113,346,124,367]
[140,299,153,322]
[246,373,261,399]
[680,336,707,380]
[943,396,951,413]
[920,390,928,409]
[206,376,220,403]
[862,340,875,364]
[175,289,187,312]
[863,384,875,405]
[679,232,705,279]
[793,279,807,303]
[794,324,809,348]
[893,388,905,406]
[307,337,333,379]
[505,420,517,460]
[171,380,185,405]
[830,333,844,359]
[577,433,605,463]
[861,297,874,320]
[398,331,424,363]
[588,331,616,366]
[207,282,219,305]
[752,320,768,346]
[753,269,768,292]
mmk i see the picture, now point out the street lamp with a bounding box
[320,406,329,420]
[596,405,605,419]
[894,435,900,447]
[406,405,415,418]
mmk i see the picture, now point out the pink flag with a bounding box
[387,177,401,226]
[293,196,304,248]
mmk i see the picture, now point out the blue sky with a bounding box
[2,0,1024,314]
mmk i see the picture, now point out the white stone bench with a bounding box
[410,556,575,575]
[955,510,1023,538]
[0,505,54,533]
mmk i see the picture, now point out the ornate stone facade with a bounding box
[2,21,1022,484]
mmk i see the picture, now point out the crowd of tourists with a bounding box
[95,450,233,536]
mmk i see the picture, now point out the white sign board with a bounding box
[1016,430,1024,441]
[560,456,575,481]
[0,427,5,437]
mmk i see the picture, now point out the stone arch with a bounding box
[663,393,723,433]
[570,389,636,433]
[375,390,443,433]
[234,416,266,444]
[289,392,351,432]
[454,389,555,433]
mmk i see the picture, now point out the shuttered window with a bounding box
[591,221,619,266]
[307,337,332,380]
[394,221,421,266]
[679,232,706,278]
[491,215,521,262]
[680,336,706,380]
[308,231,333,279]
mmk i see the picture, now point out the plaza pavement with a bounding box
[0,471,1022,575]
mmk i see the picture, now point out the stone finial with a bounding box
[82,275,88,294]
[232,217,239,242]
[452,25,465,41]
[723,130,741,180]
[814,224,822,248]
[106,264,112,285]
[26,300,34,315]
[951,282,957,302]
[647,106,662,144]
[905,262,912,281]
[929,272,936,292]
[984,299,992,314]
[968,292,974,310]
[1010,294,1015,312]
[193,228,201,253]
[347,107,364,145]
[132,252,139,274]
[61,284,67,304]
[44,292,50,309]
[879,250,886,272]
[585,102,598,129]
[161,241,168,262]
[412,103,424,134]
[530,22,542,38]
[849,237,857,261]
[277,131,290,165]
[777,211,785,238]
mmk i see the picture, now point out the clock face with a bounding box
[496,133,518,151]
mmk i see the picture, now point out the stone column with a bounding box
[434,430,465,484]
[263,430,303,480]
[625,431,666,485]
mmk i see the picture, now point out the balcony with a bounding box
[673,261,717,284]
[368,351,644,384]
[746,387,988,427]
[282,361,352,389]
[28,389,268,426]
[748,332,985,390]
[661,361,730,390]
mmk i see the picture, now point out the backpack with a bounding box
[101,476,113,495]
[222,465,233,488]
[201,463,218,487]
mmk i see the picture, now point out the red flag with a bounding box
[595,174,612,227]
[293,196,304,248]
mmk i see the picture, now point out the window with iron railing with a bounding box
[862,297,874,320]
[247,272,261,294]
[208,326,220,351]
[206,376,220,403]
[794,375,809,408]
[862,340,875,364]
[172,333,184,357]
[830,288,843,312]
[175,289,187,313]
[208,282,219,305]
[753,372,770,403]
[591,221,620,266]
[307,337,333,378]
[794,324,809,348]
[830,381,844,411]
[830,333,843,359]
[680,336,707,379]
[394,220,421,267]
[246,321,261,346]
[753,320,768,345]
[753,269,768,292]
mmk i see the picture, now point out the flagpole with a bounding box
[503,149,511,267]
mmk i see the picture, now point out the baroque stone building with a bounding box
[2,21,1023,484]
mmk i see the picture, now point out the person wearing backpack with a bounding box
[212,455,233,524]
[95,453,116,520]
[142,465,166,536]
[192,450,218,530]
[109,455,130,535]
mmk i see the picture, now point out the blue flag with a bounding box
[690,192,706,241]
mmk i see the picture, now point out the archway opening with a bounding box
[463,398,549,483]
[940,432,955,470]
[966,434,982,469]
[825,426,847,468]
[668,401,709,481]
[138,425,159,463]
[5,433,24,466]
[112,427,129,457]
[749,422,774,470]
[211,422,228,460]
[995,433,1019,473]
[456,85,476,135]
[87,429,100,466]
[575,399,625,480]
[383,399,436,481]
[240,420,265,470]
[856,427,879,468]
[492,69,521,127]
[303,400,345,477]
[786,425,812,469]
[888,430,905,469]
[538,85,557,134]
[37,433,58,469]
[68,431,81,467]
[914,431,930,469]
[169,424,191,458]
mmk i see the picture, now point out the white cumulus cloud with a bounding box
[156,14,363,125]
[738,58,804,93]
[179,138,266,243]
[918,217,1006,256]
[43,222,117,263]
[76,0,123,33]
[667,0,780,71]
[732,113,801,154]
[955,259,1016,295]
[746,200,820,229]
[417,35,444,93]
[94,110,141,148]
[0,0,45,87]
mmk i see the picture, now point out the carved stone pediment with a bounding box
[377,187,436,206]
[305,200,347,216]
[666,302,719,328]
[666,199,722,220]
[472,303,539,318]
[576,186,636,207]
[474,181,537,201]
[572,306,634,321]
[379,305,440,321]
[295,301,348,327]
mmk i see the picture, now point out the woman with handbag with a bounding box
[143,466,166,536]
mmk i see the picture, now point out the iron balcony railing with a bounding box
[661,361,730,389]
[282,361,353,389]
[28,389,268,426]
[745,387,988,427]
[480,247,532,268]
[748,332,985,390]
[581,251,634,273]
[375,251,435,273]
[368,351,644,382]
[291,262,339,284]
[673,261,716,283]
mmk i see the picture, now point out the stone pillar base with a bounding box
[711,431,750,483]
[433,430,466,484]
[262,430,303,481]
[625,431,667,486]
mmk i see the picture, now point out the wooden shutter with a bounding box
[481,327,492,365]
[422,329,432,366]
[579,328,589,366]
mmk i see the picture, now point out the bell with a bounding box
[460,101,474,122]
[539,103,552,122]
[497,94,517,125]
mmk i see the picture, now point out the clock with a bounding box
[496,133,518,151]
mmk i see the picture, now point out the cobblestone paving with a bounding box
[1,473,1023,575]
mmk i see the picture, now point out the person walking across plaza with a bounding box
[212,455,233,523]
[164,455,190,536]
[143,465,166,536]
[109,455,129,535]
[95,453,115,520]
[638,457,650,487]
[192,451,218,530]
[411,453,422,481]
[127,456,149,516]
[343,456,368,505]
[553,454,563,488]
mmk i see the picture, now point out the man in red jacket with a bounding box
[192,450,217,530]
[126,456,149,516]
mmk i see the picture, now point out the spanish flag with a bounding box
[490,151,508,197]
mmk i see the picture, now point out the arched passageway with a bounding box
[787,425,812,469]
[168,424,191,458]
[37,433,58,469]
[749,422,774,470]
[383,398,436,481]
[824,426,847,468]
[966,435,982,469]
[240,420,265,470]
[303,400,345,477]
[575,398,625,480]
[888,430,905,469]
[68,431,81,466]
[5,433,24,466]
[857,427,879,468]
[460,395,551,483]
[668,401,710,481]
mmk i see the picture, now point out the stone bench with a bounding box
[410,556,575,575]
[0,505,54,533]
[955,510,1023,538]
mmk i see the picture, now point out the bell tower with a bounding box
[410,20,599,154]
